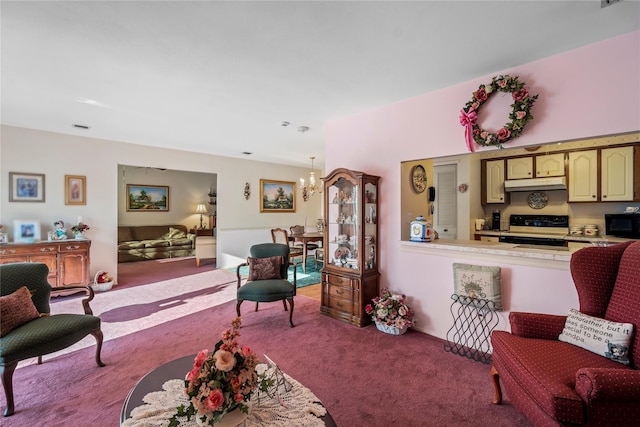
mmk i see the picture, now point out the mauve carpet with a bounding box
[1,261,531,427]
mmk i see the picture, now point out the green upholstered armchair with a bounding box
[236,243,297,327]
[0,263,104,416]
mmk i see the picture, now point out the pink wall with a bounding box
[325,31,640,339]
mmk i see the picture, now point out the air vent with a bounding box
[601,0,621,8]
[72,124,91,130]
[242,152,252,155]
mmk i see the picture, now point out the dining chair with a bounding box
[270,228,303,267]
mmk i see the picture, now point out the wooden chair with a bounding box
[315,247,324,269]
[0,263,105,416]
[290,225,319,269]
[270,228,303,267]
[236,243,297,327]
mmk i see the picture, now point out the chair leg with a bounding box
[196,258,201,267]
[491,366,502,404]
[37,356,42,364]
[254,302,259,312]
[1,360,17,416]
[236,300,243,318]
[287,297,295,327]
[91,329,106,367]
[282,300,288,311]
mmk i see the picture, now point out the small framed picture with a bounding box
[126,184,170,211]
[260,179,296,213]
[9,172,45,202]
[65,175,86,205]
[14,220,41,243]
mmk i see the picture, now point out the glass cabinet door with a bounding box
[327,177,359,270]
[364,181,377,270]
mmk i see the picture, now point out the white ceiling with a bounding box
[2,1,639,169]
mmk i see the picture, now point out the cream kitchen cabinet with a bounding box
[485,159,506,204]
[507,157,533,180]
[568,150,598,202]
[601,146,634,201]
[535,153,565,177]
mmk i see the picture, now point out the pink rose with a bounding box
[480,131,488,139]
[515,111,527,120]
[240,346,253,357]
[497,128,511,141]
[205,389,225,411]
[512,88,528,102]
[214,349,236,372]
[193,349,208,369]
[234,393,244,403]
[186,366,200,382]
[365,304,372,313]
[473,88,488,102]
[471,102,480,110]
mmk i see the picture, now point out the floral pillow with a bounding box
[248,256,283,281]
[0,286,41,337]
[163,227,187,240]
[452,263,503,310]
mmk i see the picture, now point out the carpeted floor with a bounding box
[3,263,531,427]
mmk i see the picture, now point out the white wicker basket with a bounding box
[375,321,408,335]
[92,271,113,292]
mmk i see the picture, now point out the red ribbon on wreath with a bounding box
[459,109,477,153]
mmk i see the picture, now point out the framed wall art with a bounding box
[65,175,86,205]
[260,179,296,213]
[9,172,45,202]
[126,184,169,211]
[13,220,41,243]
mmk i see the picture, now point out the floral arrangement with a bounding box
[70,222,90,233]
[169,317,270,426]
[459,74,538,151]
[96,271,113,284]
[365,288,415,330]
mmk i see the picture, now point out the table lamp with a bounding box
[195,203,207,229]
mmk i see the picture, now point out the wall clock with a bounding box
[411,164,427,193]
[528,192,548,209]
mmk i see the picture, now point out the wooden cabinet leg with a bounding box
[491,366,502,404]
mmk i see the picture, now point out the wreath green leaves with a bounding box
[459,75,538,151]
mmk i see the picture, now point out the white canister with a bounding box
[410,216,434,242]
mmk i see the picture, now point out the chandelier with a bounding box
[300,156,320,202]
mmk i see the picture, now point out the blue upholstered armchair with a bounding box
[0,263,104,416]
[236,243,297,327]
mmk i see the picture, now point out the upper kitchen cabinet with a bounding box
[568,150,599,202]
[506,157,533,180]
[568,145,636,202]
[601,146,634,201]
[483,159,507,204]
[535,153,565,177]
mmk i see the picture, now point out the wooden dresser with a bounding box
[0,240,91,288]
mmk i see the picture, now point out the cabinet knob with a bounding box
[336,289,344,295]
[592,195,596,198]
[66,245,80,250]
[603,195,607,198]
[336,302,343,308]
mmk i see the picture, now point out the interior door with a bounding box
[433,164,457,240]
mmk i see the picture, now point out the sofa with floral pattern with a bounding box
[117,225,195,263]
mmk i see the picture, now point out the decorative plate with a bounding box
[334,247,351,260]
[411,164,427,193]
[527,192,548,209]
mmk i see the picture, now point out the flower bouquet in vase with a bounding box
[70,222,90,239]
[169,317,270,427]
[365,288,415,335]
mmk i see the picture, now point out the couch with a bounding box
[117,225,196,263]
[490,241,640,426]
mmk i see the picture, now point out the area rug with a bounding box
[233,257,321,288]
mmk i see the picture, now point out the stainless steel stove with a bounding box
[499,215,569,247]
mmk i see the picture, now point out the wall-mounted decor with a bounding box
[260,179,296,212]
[65,175,86,205]
[9,172,45,202]
[244,182,251,200]
[13,220,41,243]
[126,184,169,211]
[459,74,538,152]
[410,164,427,194]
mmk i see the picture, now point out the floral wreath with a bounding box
[459,75,538,152]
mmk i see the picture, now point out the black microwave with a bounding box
[605,213,640,239]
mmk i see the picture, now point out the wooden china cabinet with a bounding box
[320,168,380,327]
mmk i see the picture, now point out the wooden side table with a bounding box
[191,228,214,237]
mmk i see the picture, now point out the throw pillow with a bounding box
[558,308,634,365]
[163,227,186,240]
[452,263,503,310]
[248,256,283,281]
[0,286,40,337]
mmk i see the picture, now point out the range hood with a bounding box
[504,176,567,192]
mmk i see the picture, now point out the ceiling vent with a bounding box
[72,123,90,130]
[601,0,621,8]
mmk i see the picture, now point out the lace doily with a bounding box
[122,368,327,427]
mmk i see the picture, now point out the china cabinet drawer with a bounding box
[326,295,357,314]
[327,274,356,289]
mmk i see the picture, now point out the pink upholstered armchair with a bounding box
[490,241,640,426]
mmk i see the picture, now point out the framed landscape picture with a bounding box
[14,219,41,243]
[260,179,296,212]
[65,175,86,205]
[126,184,169,211]
[9,172,45,202]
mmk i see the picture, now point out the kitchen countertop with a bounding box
[474,230,633,243]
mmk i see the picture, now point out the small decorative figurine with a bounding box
[53,220,67,240]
